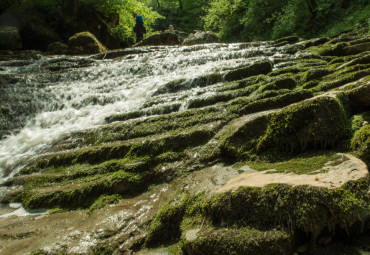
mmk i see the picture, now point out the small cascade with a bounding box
[0,42,295,181]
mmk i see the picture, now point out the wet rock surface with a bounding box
[0,32,370,254]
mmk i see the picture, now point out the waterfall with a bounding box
[0,42,289,182]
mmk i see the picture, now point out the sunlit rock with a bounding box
[68,31,107,55]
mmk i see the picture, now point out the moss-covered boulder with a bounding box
[257,96,349,153]
[351,124,370,162]
[68,31,107,55]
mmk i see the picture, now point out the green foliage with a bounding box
[204,0,370,42]
[204,0,247,41]
[150,0,207,32]
[80,0,162,43]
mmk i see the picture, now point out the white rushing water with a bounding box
[0,42,289,182]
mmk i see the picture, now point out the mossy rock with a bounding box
[351,125,370,162]
[257,96,349,153]
[181,226,291,255]
[347,80,370,112]
[145,199,187,247]
[224,61,273,82]
[145,179,369,252]
[303,68,333,83]
[258,77,297,93]
[310,42,349,57]
[344,42,370,55]
[68,31,107,55]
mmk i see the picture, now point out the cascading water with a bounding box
[0,42,292,183]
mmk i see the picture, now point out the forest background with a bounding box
[0,0,369,50]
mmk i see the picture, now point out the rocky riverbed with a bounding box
[0,32,370,254]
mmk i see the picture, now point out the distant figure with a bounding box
[133,13,146,43]
[166,25,175,34]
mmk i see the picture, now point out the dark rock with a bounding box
[68,31,107,55]
[347,81,370,112]
[135,33,180,47]
[0,26,22,50]
[20,22,61,51]
[182,30,220,45]
[47,42,68,55]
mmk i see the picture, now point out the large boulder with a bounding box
[135,33,180,47]
[182,30,220,45]
[0,26,22,50]
[68,31,107,55]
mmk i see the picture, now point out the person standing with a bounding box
[133,13,146,43]
[165,25,175,34]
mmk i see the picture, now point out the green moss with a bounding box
[145,198,188,247]
[302,68,332,83]
[301,80,319,89]
[317,68,370,92]
[308,42,349,56]
[245,151,347,174]
[257,77,297,93]
[146,178,369,252]
[350,112,370,133]
[256,96,349,153]
[351,125,370,162]
[228,90,313,117]
[47,207,67,214]
[18,169,144,210]
[83,106,228,145]
[181,226,290,255]
[68,31,106,54]
[216,75,266,92]
[90,245,115,255]
[88,194,121,215]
